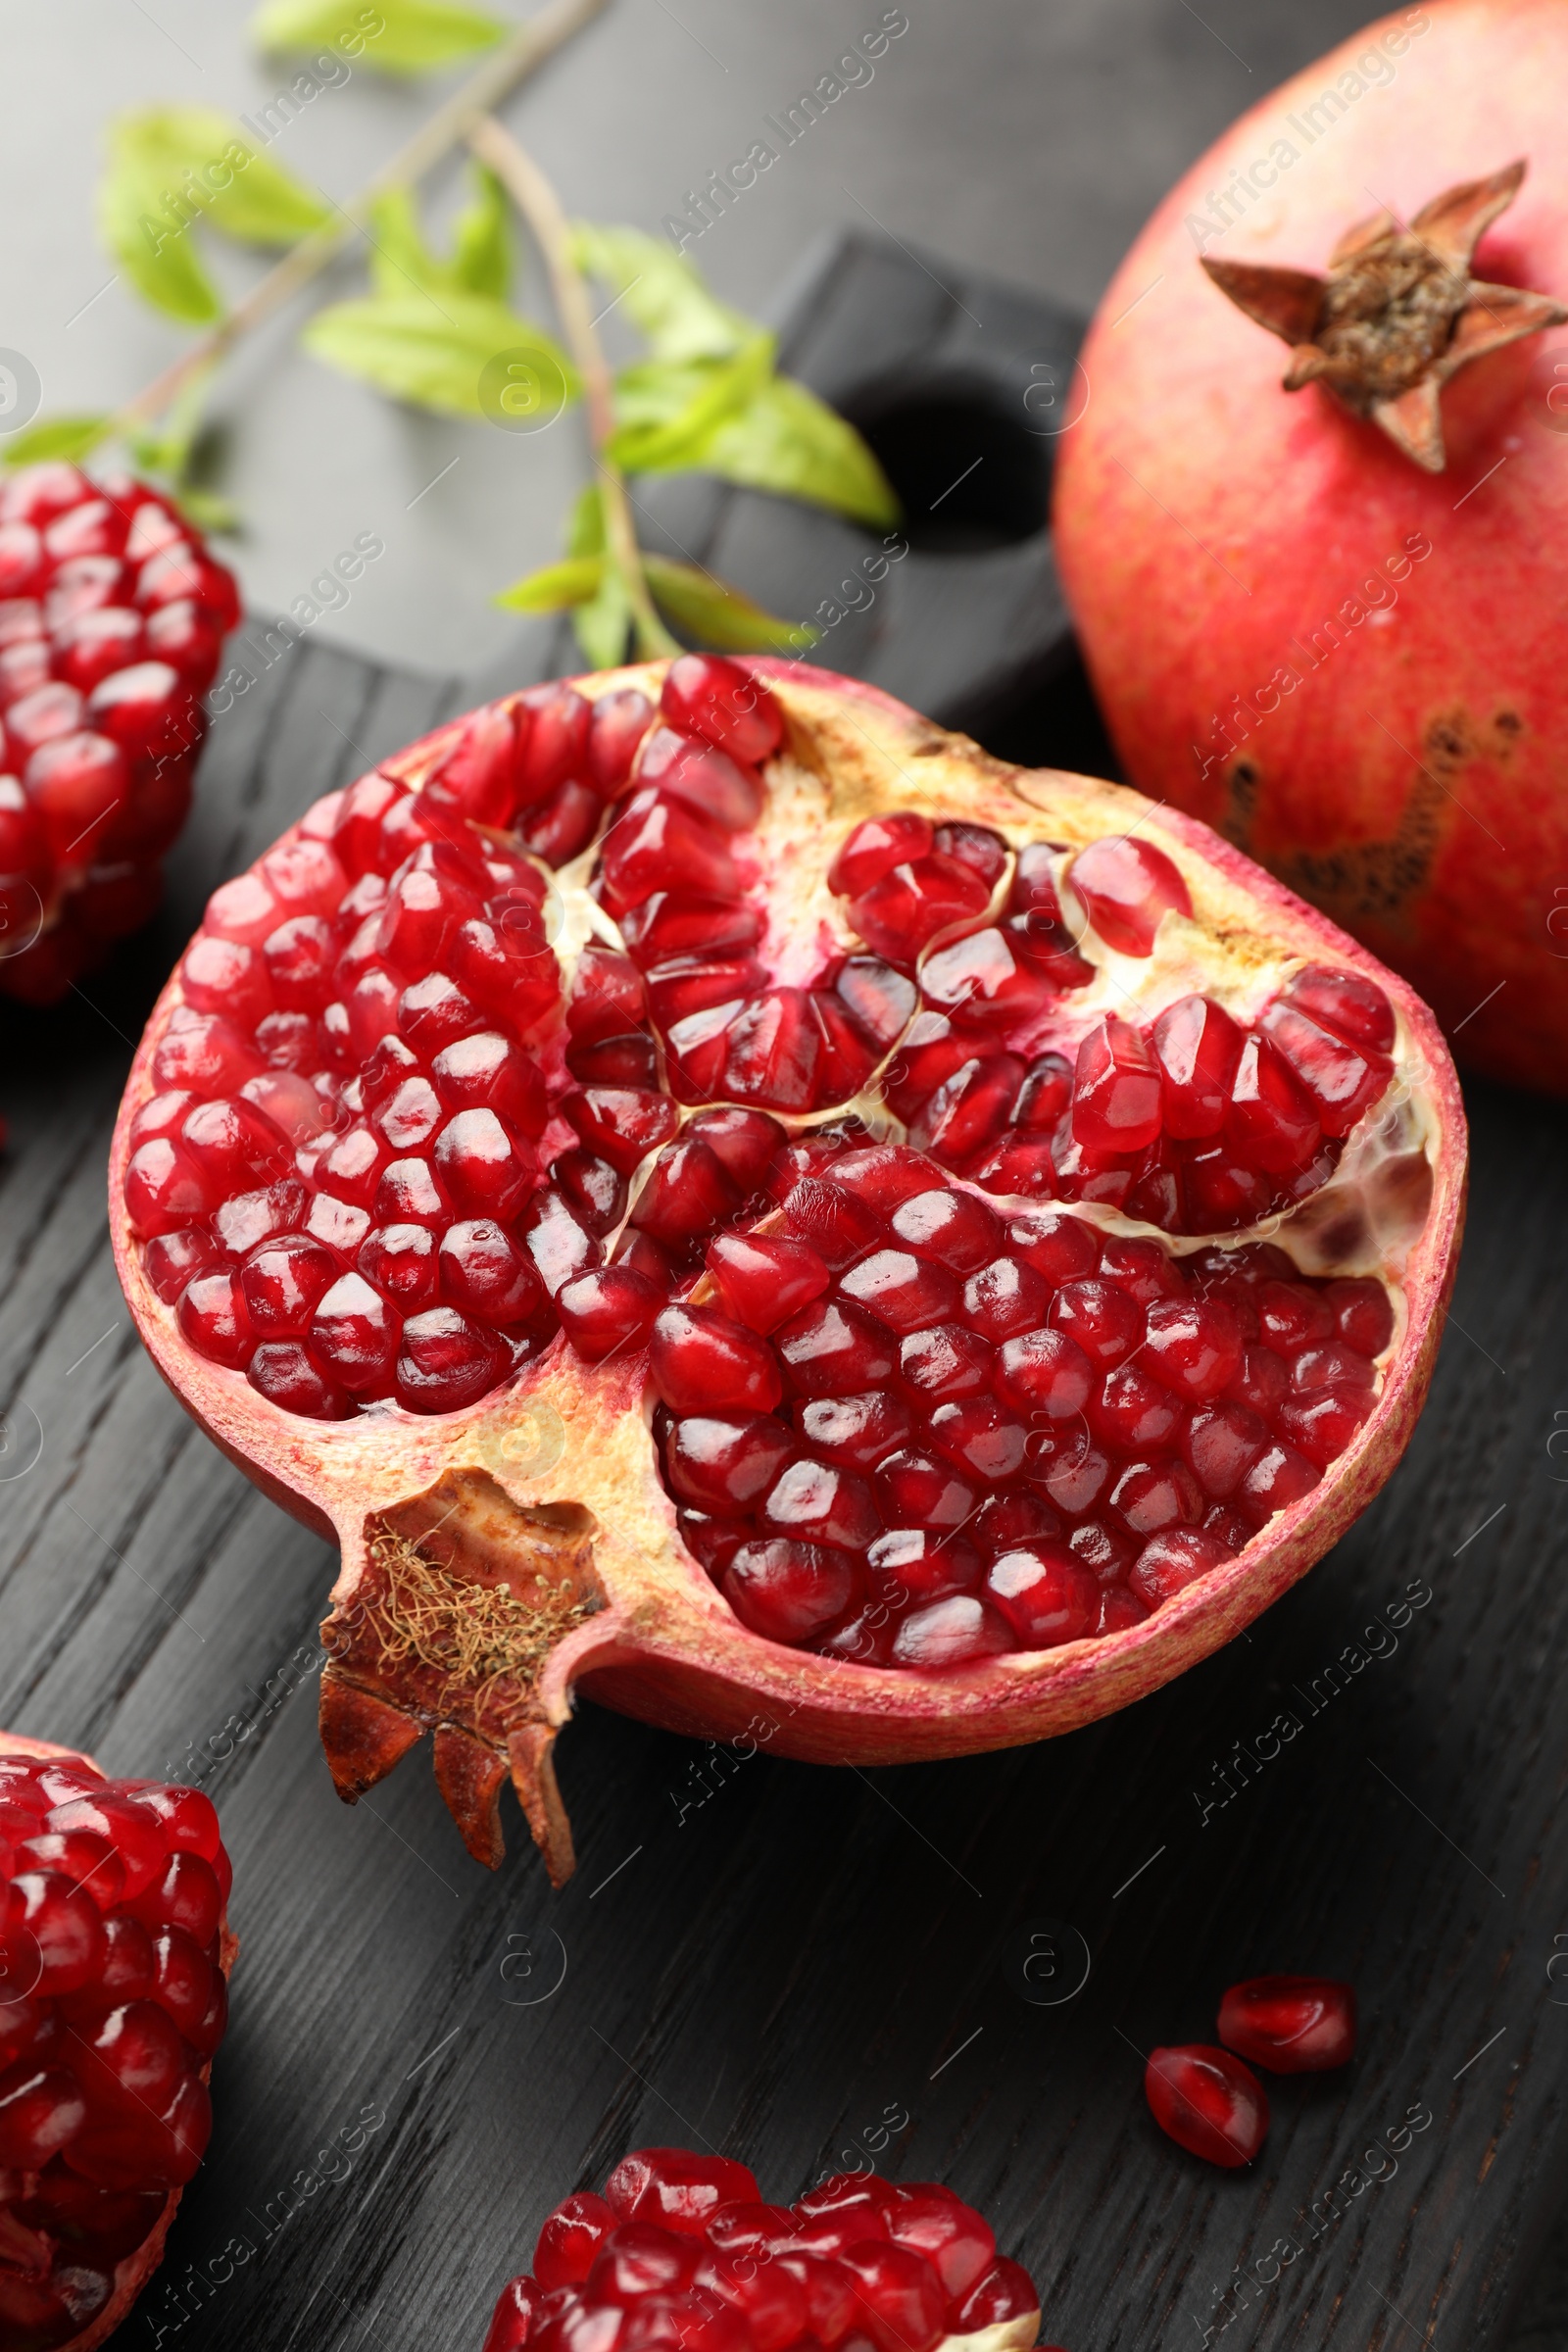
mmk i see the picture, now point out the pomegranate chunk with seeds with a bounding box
[0,1734,233,2349]
[482,2153,1045,2352]
[0,466,235,1008]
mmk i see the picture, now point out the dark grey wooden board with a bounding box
[3,626,1568,2352]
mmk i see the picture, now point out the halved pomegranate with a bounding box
[0,1730,235,2352]
[0,465,237,1006]
[108,658,1464,1881]
[482,2151,1052,2352]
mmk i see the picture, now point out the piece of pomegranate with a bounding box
[0,466,236,1006]
[1054,4,1568,1095]
[0,1729,235,2352]
[109,656,1464,1881]
[1217,1974,1355,2073]
[482,2153,1051,2352]
[1145,2045,1268,2169]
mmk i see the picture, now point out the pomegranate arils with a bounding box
[1145,2044,1268,2168]
[1217,1975,1356,2073]
[0,1741,232,2330]
[498,2154,1040,2352]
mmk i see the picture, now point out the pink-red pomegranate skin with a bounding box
[1054,0,1568,1094]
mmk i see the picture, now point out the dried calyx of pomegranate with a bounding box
[110,658,1464,1882]
[482,2150,1054,2352]
[0,1732,235,2352]
[0,464,237,1007]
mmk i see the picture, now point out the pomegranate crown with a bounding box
[1200,158,1567,471]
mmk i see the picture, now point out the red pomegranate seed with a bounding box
[651,1304,783,1414]
[892,1595,1013,1669]
[828,811,933,898]
[635,728,763,835]
[1226,1034,1319,1175]
[794,1390,912,1471]
[707,1233,830,1333]
[953,2257,1042,2329]
[1153,995,1241,1136]
[984,1544,1098,1646]
[605,2150,760,2236]
[1068,834,1192,956]
[850,854,991,962]
[537,2191,618,2287]
[1280,962,1395,1055]
[1071,1017,1161,1155]
[661,655,783,767]
[724,1540,858,1642]
[1217,1975,1356,2072]
[1130,1526,1235,1603]
[558,1267,663,1362]
[1146,2043,1268,2167]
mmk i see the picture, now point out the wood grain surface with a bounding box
[3,623,1566,2352]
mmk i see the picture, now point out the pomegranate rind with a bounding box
[1052,0,1568,1094]
[0,1731,238,2352]
[108,662,1464,1872]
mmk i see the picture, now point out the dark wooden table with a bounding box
[4,622,1567,2352]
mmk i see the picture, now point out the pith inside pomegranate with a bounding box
[109,656,1464,1881]
[0,1732,234,2352]
[0,464,237,1006]
[1053,0,1568,1094]
[482,2150,1051,2352]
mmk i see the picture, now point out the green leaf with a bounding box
[571,564,633,669]
[608,334,776,474]
[251,0,504,73]
[3,416,113,466]
[693,376,900,525]
[643,557,816,654]
[494,556,606,612]
[172,486,242,534]
[367,166,511,301]
[571,222,751,362]
[100,107,331,322]
[302,290,577,420]
[565,483,606,560]
[451,166,511,298]
[365,186,443,299]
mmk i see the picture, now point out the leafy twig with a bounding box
[466,113,677,660]
[103,0,607,439]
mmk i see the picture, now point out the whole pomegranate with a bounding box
[1053,0,1568,1094]
[108,655,1463,1881]
[0,1731,234,2352]
[482,2150,1054,2352]
[0,464,237,1006]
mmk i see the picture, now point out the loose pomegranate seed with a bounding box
[1145,2043,1268,2167]
[1217,1975,1356,2072]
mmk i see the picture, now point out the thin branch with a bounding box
[466,112,678,660]
[111,0,610,435]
